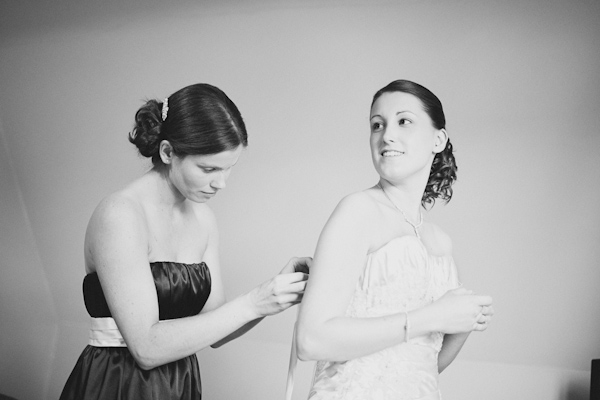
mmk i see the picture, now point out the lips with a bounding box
[381,150,404,157]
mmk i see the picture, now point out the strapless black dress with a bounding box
[60,262,211,400]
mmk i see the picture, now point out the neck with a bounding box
[377,179,423,222]
[144,169,187,210]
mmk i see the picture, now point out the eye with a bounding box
[200,167,216,173]
[398,118,412,126]
[371,121,384,131]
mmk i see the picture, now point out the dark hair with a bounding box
[372,79,457,208]
[129,83,248,167]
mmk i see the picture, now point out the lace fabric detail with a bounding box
[309,236,460,400]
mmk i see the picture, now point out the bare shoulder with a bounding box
[318,189,381,252]
[333,190,380,221]
[89,190,145,230]
[84,191,148,271]
[422,222,453,257]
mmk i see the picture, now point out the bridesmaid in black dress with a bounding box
[60,83,311,400]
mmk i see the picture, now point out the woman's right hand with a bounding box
[246,257,311,318]
[426,288,494,334]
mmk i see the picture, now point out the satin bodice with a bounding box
[309,236,460,400]
[60,262,209,400]
[83,261,212,320]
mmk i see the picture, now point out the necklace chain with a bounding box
[377,183,423,239]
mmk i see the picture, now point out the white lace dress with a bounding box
[308,236,460,400]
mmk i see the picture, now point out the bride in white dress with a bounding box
[296,80,494,400]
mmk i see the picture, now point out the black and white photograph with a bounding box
[0,1,599,399]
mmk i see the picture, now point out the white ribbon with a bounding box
[89,317,127,347]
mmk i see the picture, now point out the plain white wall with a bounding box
[0,0,599,399]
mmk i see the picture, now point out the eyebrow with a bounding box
[198,160,239,170]
[370,110,416,120]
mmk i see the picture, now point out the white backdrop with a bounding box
[0,0,599,399]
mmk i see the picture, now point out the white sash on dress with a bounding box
[88,317,127,347]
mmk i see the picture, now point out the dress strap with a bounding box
[89,317,127,347]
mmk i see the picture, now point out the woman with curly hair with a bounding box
[59,83,310,400]
[296,80,493,400]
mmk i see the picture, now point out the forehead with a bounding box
[186,146,244,166]
[370,91,425,117]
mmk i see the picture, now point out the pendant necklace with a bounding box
[378,182,423,239]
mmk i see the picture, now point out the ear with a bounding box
[158,140,174,164]
[433,128,448,154]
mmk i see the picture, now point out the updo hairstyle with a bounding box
[129,83,248,168]
[371,79,457,208]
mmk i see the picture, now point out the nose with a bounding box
[210,171,227,190]
[382,125,396,144]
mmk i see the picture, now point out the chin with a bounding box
[376,166,404,181]
[188,195,210,204]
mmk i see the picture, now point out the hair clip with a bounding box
[161,97,169,121]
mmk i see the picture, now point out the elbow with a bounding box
[133,355,157,371]
[296,327,325,361]
[296,339,313,362]
[129,344,162,371]
[133,353,158,371]
[137,360,156,371]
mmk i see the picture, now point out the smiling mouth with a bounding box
[381,150,404,157]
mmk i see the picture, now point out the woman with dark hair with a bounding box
[296,80,493,399]
[60,83,310,400]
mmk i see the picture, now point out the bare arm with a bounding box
[296,194,493,362]
[89,195,307,369]
[297,194,441,361]
[438,333,470,373]
[438,303,494,372]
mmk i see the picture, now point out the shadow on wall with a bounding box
[0,125,60,399]
[565,360,596,400]
[564,381,589,400]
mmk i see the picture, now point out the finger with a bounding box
[295,256,313,265]
[288,272,309,283]
[278,293,303,305]
[452,287,472,295]
[272,279,307,297]
[295,265,309,274]
[482,305,495,316]
[285,280,308,294]
[473,295,493,306]
[289,293,304,305]
[275,272,308,285]
[280,256,308,274]
[286,257,312,272]
[478,314,492,324]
